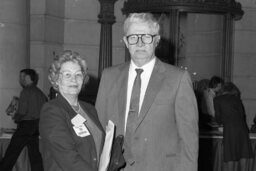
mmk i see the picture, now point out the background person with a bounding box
[214,82,253,170]
[194,79,211,129]
[96,13,198,171]
[39,50,105,171]
[0,69,47,171]
[203,76,224,121]
[48,86,58,100]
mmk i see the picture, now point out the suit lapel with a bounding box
[134,59,165,132]
[80,103,105,133]
[56,94,77,119]
[79,102,105,153]
[56,94,104,133]
[117,63,130,135]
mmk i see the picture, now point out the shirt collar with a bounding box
[130,57,156,72]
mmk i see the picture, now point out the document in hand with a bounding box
[99,120,115,171]
[6,96,19,117]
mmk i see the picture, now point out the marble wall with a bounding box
[234,0,256,127]
[30,0,65,96]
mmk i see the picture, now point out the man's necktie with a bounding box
[125,68,143,146]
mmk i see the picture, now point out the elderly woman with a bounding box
[39,50,105,171]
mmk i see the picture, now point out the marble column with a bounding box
[0,0,29,128]
[222,13,234,82]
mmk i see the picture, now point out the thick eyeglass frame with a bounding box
[126,34,158,45]
[59,71,85,81]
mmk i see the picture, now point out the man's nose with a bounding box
[137,37,144,47]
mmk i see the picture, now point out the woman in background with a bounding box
[214,82,253,170]
[39,50,104,171]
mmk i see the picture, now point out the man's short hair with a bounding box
[209,76,224,88]
[20,69,39,85]
[123,13,160,35]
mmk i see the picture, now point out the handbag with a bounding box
[107,135,126,171]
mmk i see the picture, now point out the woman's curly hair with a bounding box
[48,50,89,91]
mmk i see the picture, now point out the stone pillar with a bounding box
[98,0,117,77]
[0,0,29,128]
[169,9,179,66]
[222,13,234,82]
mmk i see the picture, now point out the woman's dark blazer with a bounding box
[39,94,105,171]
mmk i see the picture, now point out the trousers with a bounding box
[0,120,43,171]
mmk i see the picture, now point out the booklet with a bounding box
[99,120,115,171]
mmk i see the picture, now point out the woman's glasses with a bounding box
[59,71,84,81]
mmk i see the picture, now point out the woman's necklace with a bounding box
[61,94,80,113]
[72,103,80,113]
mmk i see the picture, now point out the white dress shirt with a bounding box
[124,58,156,133]
[204,88,216,117]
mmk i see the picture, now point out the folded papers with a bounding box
[99,120,115,171]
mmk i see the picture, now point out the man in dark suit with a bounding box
[0,69,47,171]
[96,13,198,171]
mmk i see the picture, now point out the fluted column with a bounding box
[169,9,179,65]
[222,13,234,82]
[98,0,117,77]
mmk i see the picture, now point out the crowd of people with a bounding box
[0,12,254,171]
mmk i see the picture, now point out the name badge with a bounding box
[71,114,86,126]
[73,124,90,137]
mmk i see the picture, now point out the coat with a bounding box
[39,94,105,171]
[214,94,253,162]
[95,58,199,171]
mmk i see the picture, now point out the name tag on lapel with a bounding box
[71,114,89,137]
[71,114,86,126]
[73,124,90,137]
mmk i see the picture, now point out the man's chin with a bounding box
[133,53,149,60]
[132,57,153,66]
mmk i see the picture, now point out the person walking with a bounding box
[0,69,47,171]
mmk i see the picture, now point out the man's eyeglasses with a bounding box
[126,34,158,45]
[59,71,84,81]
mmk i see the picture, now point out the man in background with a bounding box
[0,69,47,171]
[96,13,198,171]
[203,76,224,119]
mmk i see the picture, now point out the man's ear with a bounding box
[123,36,129,48]
[155,35,161,44]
